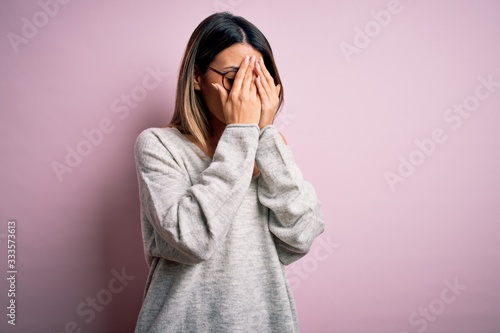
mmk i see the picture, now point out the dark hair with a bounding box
[170,12,284,150]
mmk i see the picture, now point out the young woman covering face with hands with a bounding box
[134,12,324,333]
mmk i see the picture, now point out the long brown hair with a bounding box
[170,12,284,151]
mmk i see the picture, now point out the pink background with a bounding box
[1,1,500,332]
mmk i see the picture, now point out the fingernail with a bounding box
[251,55,256,63]
[211,83,218,91]
[260,57,264,63]
[245,55,249,63]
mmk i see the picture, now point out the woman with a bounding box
[134,12,324,332]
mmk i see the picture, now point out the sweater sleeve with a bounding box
[255,125,325,265]
[135,124,259,265]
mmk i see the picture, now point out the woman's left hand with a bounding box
[255,57,281,129]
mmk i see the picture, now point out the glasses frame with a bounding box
[207,66,238,92]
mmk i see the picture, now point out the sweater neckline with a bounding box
[169,127,212,161]
[169,127,260,181]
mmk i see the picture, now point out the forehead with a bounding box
[212,43,263,67]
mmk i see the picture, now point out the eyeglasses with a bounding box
[207,66,238,91]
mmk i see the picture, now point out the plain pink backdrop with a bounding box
[1,1,500,332]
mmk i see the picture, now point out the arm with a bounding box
[135,124,259,265]
[256,125,325,265]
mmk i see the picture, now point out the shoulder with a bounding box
[134,127,184,158]
[136,127,179,146]
[134,127,191,175]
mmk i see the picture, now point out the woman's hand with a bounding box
[255,57,281,129]
[212,55,261,125]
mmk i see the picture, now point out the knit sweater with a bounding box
[133,124,324,333]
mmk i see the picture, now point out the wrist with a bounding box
[258,119,273,129]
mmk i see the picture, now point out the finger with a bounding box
[250,74,258,97]
[256,59,279,104]
[255,62,271,94]
[231,55,250,94]
[255,75,268,101]
[259,57,277,89]
[241,55,256,93]
[211,82,228,106]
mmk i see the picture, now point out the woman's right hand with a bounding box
[212,55,261,125]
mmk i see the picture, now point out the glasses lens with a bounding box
[223,71,237,91]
